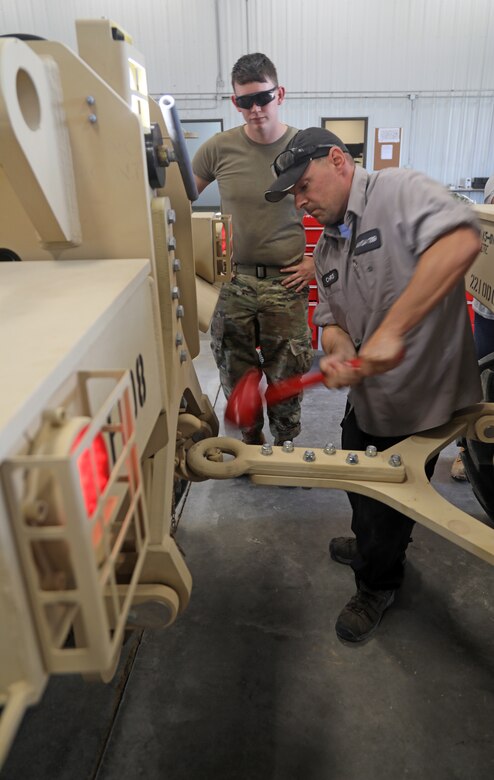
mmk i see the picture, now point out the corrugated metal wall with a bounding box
[1,0,493,185]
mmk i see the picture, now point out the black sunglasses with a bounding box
[272,144,335,177]
[234,88,278,110]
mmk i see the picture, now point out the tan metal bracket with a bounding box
[187,403,494,565]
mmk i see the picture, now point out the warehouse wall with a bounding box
[1,0,493,186]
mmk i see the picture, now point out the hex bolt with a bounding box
[303,449,316,462]
[323,442,337,455]
[172,258,181,272]
[389,454,402,467]
[171,286,180,299]
[179,349,187,364]
[176,305,185,319]
[168,237,176,250]
[365,445,378,457]
[88,113,97,123]
[167,209,176,224]
[346,452,359,464]
[86,96,95,105]
[282,441,294,452]
[175,332,183,346]
[261,443,273,456]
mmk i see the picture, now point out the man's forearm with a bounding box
[318,325,360,388]
[321,324,356,359]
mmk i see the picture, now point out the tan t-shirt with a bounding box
[192,125,305,267]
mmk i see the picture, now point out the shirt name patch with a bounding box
[322,269,339,287]
[354,229,382,255]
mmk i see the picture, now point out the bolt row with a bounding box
[166,208,187,365]
[258,441,402,466]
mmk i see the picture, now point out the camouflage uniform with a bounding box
[193,123,312,444]
[211,274,313,444]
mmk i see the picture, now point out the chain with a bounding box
[170,478,191,557]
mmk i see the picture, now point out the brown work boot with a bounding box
[329,536,358,565]
[274,434,298,447]
[242,432,266,445]
[450,450,467,481]
[329,537,407,567]
[335,584,395,642]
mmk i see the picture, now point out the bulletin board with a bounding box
[373,127,402,170]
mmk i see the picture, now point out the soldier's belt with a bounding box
[234,264,286,279]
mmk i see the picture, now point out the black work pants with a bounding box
[341,406,438,591]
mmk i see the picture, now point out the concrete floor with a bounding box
[3,335,494,780]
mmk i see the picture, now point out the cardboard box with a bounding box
[467,205,494,313]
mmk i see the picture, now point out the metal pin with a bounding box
[303,450,316,462]
[323,443,337,455]
[346,452,359,464]
[389,454,402,467]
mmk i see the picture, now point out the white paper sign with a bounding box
[381,144,393,160]
[378,127,401,143]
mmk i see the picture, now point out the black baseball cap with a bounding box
[265,127,349,203]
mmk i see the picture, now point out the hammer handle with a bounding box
[265,359,361,406]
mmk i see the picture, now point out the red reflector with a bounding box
[71,427,110,517]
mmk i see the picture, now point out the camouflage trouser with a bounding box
[210,274,314,443]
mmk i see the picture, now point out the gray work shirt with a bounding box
[313,166,482,436]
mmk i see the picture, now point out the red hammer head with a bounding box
[224,359,362,431]
[224,368,263,429]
